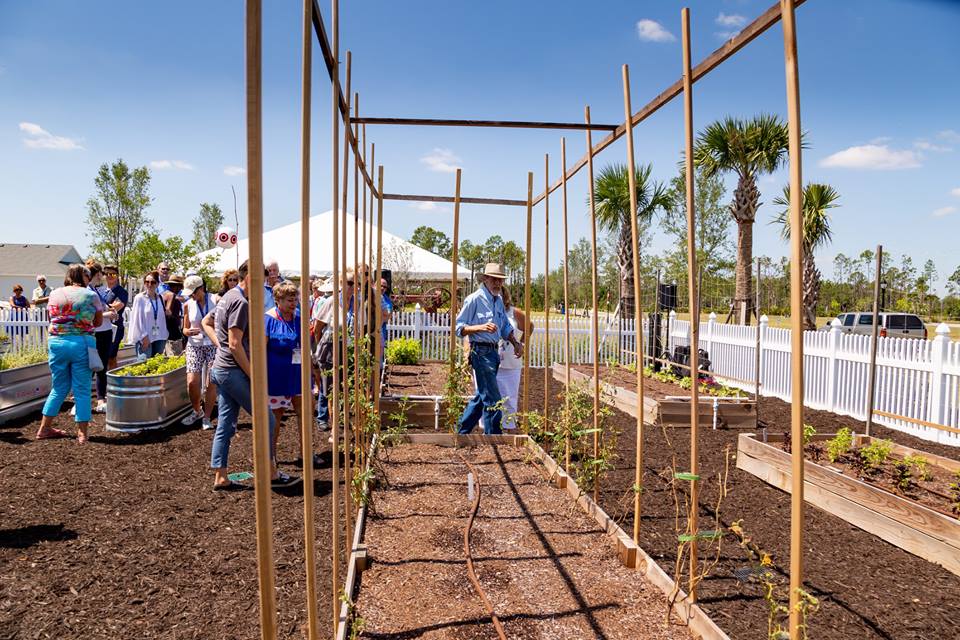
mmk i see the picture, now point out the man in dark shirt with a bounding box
[202,260,300,490]
[103,265,129,370]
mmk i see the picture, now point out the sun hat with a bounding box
[319,280,335,293]
[182,275,205,296]
[482,263,507,279]
[36,274,46,282]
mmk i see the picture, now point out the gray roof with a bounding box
[0,244,84,277]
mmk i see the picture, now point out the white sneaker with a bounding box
[202,417,214,430]
[181,409,203,426]
[94,400,107,414]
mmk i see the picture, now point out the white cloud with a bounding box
[869,136,893,145]
[951,187,960,197]
[715,30,740,40]
[819,144,921,170]
[150,159,194,171]
[420,148,460,173]
[932,206,957,218]
[412,202,450,213]
[636,19,675,43]
[716,13,746,27]
[914,140,952,153]
[938,129,960,143]
[223,165,246,176]
[19,121,83,150]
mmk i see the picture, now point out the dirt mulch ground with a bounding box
[354,443,692,640]
[393,361,960,638]
[0,404,344,640]
[383,363,449,398]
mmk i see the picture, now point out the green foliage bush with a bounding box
[113,354,186,377]
[825,427,853,462]
[385,337,421,365]
[0,346,48,371]
[858,438,894,473]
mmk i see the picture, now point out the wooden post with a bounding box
[450,170,462,363]
[374,167,385,431]
[681,8,702,600]
[244,2,278,637]
[329,0,341,634]
[522,172,533,427]
[622,65,646,545]
[560,138,572,470]
[297,1,318,637]
[584,106,601,502]
[543,154,550,424]
[363,141,375,461]
[865,245,883,436]
[755,258,762,426]
[780,1,807,635]
[338,56,353,583]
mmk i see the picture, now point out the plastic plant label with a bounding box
[673,472,700,481]
[228,472,254,482]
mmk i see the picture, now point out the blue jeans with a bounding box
[135,339,166,358]
[209,367,275,469]
[42,334,94,422]
[458,345,502,435]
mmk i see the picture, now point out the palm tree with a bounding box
[772,183,841,331]
[592,163,671,319]
[693,114,792,325]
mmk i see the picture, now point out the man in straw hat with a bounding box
[455,263,523,434]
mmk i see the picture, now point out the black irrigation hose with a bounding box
[456,451,508,640]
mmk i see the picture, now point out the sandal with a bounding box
[213,481,246,492]
[76,430,88,445]
[36,428,70,441]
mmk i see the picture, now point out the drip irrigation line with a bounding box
[456,451,508,640]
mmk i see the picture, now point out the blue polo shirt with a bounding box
[455,284,513,345]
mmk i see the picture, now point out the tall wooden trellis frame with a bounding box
[240,0,811,638]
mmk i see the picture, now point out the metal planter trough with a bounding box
[105,364,191,433]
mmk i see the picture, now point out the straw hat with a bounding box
[482,263,507,279]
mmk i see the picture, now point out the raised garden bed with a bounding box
[737,432,960,576]
[342,433,727,639]
[106,354,191,433]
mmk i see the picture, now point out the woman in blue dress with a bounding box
[264,282,303,460]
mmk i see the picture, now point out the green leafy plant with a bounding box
[825,427,853,463]
[113,354,185,376]
[385,336,421,365]
[858,438,894,474]
[892,460,913,493]
[950,471,960,517]
[442,352,471,433]
[802,423,817,446]
[0,346,48,371]
[384,395,412,447]
[903,454,932,482]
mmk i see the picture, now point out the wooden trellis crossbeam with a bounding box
[382,193,527,207]
[352,116,619,131]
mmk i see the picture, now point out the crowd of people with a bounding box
[30,258,398,492]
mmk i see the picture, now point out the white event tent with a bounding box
[196,210,467,280]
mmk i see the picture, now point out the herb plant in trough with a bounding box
[113,354,186,377]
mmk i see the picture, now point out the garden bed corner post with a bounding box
[781,0,807,636]
[245,1,279,635]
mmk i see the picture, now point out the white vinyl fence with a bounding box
[0,307,52,350]
[667,312,960,447]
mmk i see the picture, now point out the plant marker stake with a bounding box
[680,8,702,600]
[244,1,278,635]
[621,65,646,545]
[584,106,602,503]
[865,245,883,437]
[329,0,341,631]
[780,0,807,635]
[467,472,475,502]
[298,1,319,636]
[560,138,572,471]
[543,153,550,426]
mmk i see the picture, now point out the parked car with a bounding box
[826,312,928,339]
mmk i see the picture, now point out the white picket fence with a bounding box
[666,312,960,447]
[0,307,52,351]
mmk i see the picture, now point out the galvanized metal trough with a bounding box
[105,362,191,433]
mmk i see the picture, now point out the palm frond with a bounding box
[772,182,840,251]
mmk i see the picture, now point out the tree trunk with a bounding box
[618,223,635,320]
[802,251,820,332]
[731,175,759,325]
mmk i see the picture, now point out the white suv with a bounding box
[832,312,928,339]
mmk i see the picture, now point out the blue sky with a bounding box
[2,0,958,290]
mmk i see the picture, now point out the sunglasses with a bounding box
[144,280,157,285]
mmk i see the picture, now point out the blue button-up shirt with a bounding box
[455,284,514,344]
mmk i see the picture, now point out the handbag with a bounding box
[88,345,104,372]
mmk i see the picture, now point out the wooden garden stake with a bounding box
[780,0,807,635]
[329,0,342,633]
[560,138,572,471]
[522,172,533,428]
[621,65,645,545]
[297,1,319,637]
[584,106,601,502]
[543,154,550,424]
[338,57,353,570]
[244,2,278,636]
[374,167,385,430]
[865,245,883,437]
[450,169,462,362]
[755,258,762,424]
[681,8,702,600]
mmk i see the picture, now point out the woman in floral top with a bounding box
[36,264,103,444]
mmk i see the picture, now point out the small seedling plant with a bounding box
[825,427,853,463]
[442,351,472,433]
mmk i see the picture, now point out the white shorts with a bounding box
[268,395,293,410]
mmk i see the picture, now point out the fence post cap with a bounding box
[414,303,421,311]
[830,318,842,330]
[669,310,676,318]
[935,323,950,337]
[759,314,769,324]
[708,312,717,321]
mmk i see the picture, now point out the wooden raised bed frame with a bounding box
[339,432,730,640]
[736,432,960,576]
[552,363,757,429]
